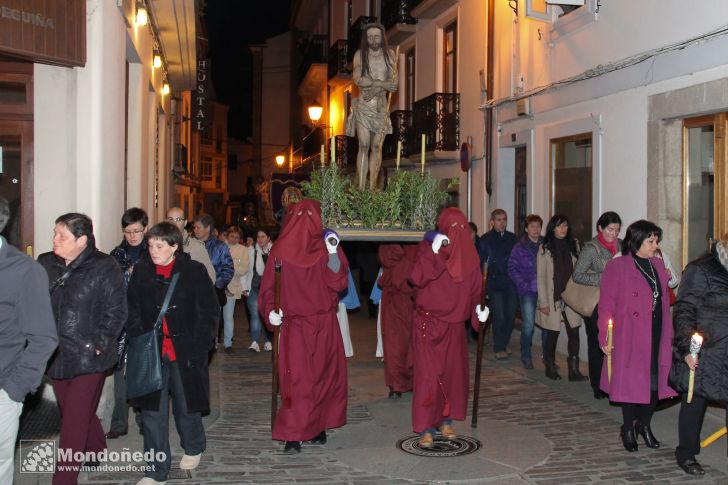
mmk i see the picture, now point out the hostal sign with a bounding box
[193,59,211,132]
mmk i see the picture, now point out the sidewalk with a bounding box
[14,306,728,484]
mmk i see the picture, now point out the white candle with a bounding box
[420,134,426,175]
[396,140,401,171]
[320,144,325,166]
[330,136,336,165]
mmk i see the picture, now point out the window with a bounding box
[201,156,213,181]
[443,22,457,94]
[550,133,592,246]
[405,47,416,110]
[201,129,212,146]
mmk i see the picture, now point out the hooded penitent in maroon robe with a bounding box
[259,200,350,441]
[378,244,417,394]
[408,208,482,433]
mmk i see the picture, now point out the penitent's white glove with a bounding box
[475,304,490,323]
[432,234,450,254]
[269,309,283,326]
[324,230,340,254]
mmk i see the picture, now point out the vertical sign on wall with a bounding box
[194,59,211,132]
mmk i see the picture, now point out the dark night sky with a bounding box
[205,1,292,141]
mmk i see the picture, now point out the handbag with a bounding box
[561,275,600,317]
[125,273,179,399]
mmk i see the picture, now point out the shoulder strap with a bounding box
[154,273,180,330]
[50,266,75,295]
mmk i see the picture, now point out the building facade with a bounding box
[0,0,197,255]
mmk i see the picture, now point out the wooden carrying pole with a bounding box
[471,267,489,428]
[271,260,282,427]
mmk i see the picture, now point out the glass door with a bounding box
[0,122,32,252]
[683,113,727,265]
[550,133,592,247]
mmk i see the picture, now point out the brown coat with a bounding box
[536,247,582,331]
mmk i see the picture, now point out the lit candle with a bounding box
[420,133,426,175]
[607,319,613,383]
[320,144,325,166]
[396,140,402,171]
[330,136,336,165]
[688,332,703,403]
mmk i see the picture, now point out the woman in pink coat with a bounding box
[598,220,677,453]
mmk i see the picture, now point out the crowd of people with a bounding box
[1,193,727,483]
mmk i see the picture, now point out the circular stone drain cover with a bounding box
[396,435,481,457]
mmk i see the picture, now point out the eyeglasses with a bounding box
[123,229,145,236]
[166,217,185,222]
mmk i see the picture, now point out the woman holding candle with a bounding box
[573,211,622,399]
[669,232,728,476]
[597,220,677,453]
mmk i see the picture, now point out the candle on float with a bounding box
[330,136,336,165]
[396,140,402,171]
[420,134,426,175]
[607,319,613,383]
[320,144,325,166]
[687,332,704,403]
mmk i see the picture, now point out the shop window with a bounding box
[550,133,592,246]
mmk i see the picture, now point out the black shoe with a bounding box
[545,362,562,380]
[310,430,327,445]
[138,426,144,436]
[522,359,534,370]
[224,346,233,354]
[620,425,638,452]
[82,460,101,470]
[635,423,660,448]
[105,430,127,439]
[677,459,705,475]
[388,390,402,399]
[567,356,589,381]
[593,389,607,399]
[284,441,301,453]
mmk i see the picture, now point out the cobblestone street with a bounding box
[14,306,728,484]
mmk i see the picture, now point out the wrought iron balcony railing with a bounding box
[328,39,350,80]
[334,135,357,167]
[381,0,418,31]
[382,110,412,159]
[297,34,328,84]
[347,16,378,64]
[412,93,460,152]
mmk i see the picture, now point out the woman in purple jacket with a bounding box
[507,214,543,369]
[598,220,677,453]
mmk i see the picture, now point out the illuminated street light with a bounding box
[136,5,149,26]
[308,101,323,124]
[275,154,285,167]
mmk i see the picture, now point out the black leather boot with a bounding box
[635,422,660,448]
[310,430,327,445]
[620,425,638,452]
[567,356,588,381]
[544,331,561,380]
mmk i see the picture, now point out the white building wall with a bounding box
[33,0,172,255]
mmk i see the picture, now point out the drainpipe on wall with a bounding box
[484,0,495,201]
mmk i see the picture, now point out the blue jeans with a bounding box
[490,285,519,353]
[246,289,270,343]
[222,296,237,348]
[518,293,537,362]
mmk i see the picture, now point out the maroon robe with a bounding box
[260,247,349,441]
[378,244,417,393]
[408,241,481,433]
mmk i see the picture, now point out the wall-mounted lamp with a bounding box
[153,53,162,69]
[275,154,286,167]
[162,83,170,95]
[308,101,323,124]
[135,4,149,26]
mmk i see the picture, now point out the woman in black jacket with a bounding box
[126,222,219,485]
[38,213,126,485]
[669,233,728,476]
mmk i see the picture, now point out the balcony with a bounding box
[298,35,329,98]
[382,0,418,45]
[410,0,457,19]
[412,93,460,152]
[382,110,412,160]
[328,39,351,86]
[347,16,378,65]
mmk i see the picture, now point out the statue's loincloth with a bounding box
[346,97,392,137]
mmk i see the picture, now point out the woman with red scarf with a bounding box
[408,207,488,448]
[573,211,622,399]
[259,199,350,453]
